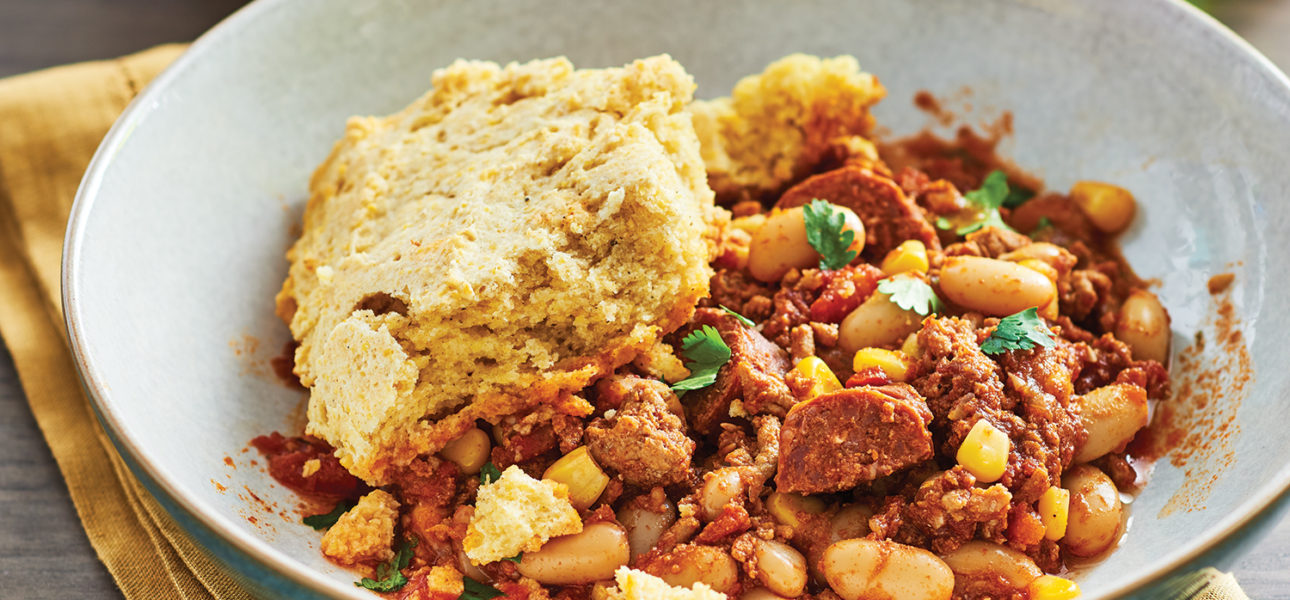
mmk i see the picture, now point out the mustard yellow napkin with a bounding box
[0,44,251,600]
[0,44,1254,600]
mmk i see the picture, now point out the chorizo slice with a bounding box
[777,166,939,260]
[776,384,934,493]
[685,308,794,434]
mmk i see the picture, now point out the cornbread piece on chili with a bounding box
[689,54,885,201]
[463,465,581,564]
[605,567,726,600]
[777,384,934,493]
[320,490,400,565]
[277,55,726,484]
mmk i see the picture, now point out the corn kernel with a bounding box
[1038,486,1071,541]
[791,356,841,400]
[542,446,609,510]
[1071,180,1135,234]
[880,240,930,275]
[1028,574,1081,600]
[766,492,827,528]
[956,419,1010,483]
[851,348,911,382]
[440,428,491,475]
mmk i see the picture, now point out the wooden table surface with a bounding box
[1,1,1288,598]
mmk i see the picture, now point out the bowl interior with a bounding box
[65,0,1290,597]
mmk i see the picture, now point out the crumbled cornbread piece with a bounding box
[689,54,885,199]
[320,490,399,565]
[605,567,727,600]
[464,465,582,564]
[415,566,464,596]
[278,55,726,484]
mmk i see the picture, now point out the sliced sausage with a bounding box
[685,308,794,434]
[777,166,939,260]
[776,384,934,493]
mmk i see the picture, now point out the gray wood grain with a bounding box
[1,1,1288,598]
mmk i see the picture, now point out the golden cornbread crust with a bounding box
[320,490,400,565]
[606,567,727,599]
[276,56,726,483]
[463,465,582,564]
[688,54,886,201]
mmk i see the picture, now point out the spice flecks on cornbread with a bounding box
[276,56,723,483]
[689,54,886,200]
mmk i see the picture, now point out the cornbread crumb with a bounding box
[320,490,399,565]
[689,54,885,199]
[464,465,582,564]
[300,458,321,478]
[279,55,724,484]
[418,566,464,596]
[605,567,726,600]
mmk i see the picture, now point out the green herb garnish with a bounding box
[719,304,755,328]
[980,308,1057,355]
[1003,186,1035,209]
[877,277,943,316]
[459,577,505,600]
[670,325,732,391]
[502,553,523,564]
[803,199,859,270]
[1031,216,1054,236]
[480,462,502,485]
[302,500,353,530]
[945,170,1015,236]
[355,538,416,592]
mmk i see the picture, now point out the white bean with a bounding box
[699,468,744,521]
[748,206,864,282]
[1074,383,1149,463]
[617,498,676,559]
[838,288,922,352]
[940,541,1041,592]
[821,539,954,600]
[645,544,740,594]
[517,522,629,585]
[741,588,790,600]
[754,539,808,598]
[1062,465,1124,558]
[828,504,873,543]
[938,256,1056,316]
[1116,290,1171,364]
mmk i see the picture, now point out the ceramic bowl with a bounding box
[63,0,1290,597]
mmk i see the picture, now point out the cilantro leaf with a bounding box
[955,170,1016,235]
[356,538,416,592]
[460,577,505,600]
[670,325,732,391]
[502,553,523,564]
[980,308,1058,355]
[302,500,352,530]
[479,462,502,485]
[877,277,943,316]
[1003,186,1035,209]
[719,304,755,328]
[1030,216,1054,236]
[802,199,859,270]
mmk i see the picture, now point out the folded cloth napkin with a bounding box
[0,44,1254,600]
[0,45,251,600]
